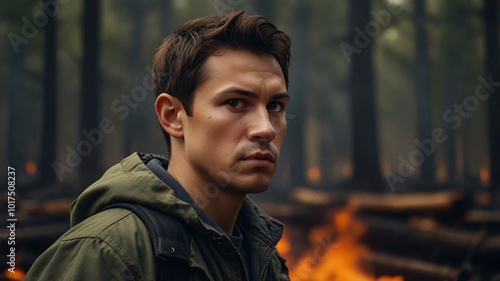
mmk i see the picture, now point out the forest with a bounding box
[2,0,498,195]
[0,0,499,279]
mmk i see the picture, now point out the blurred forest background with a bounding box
[1,0,499,199]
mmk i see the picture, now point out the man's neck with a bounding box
[167,159,246,234]
[198,190,246,234]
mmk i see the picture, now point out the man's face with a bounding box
[182,48,288,194]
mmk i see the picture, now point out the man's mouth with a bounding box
[242,151,276,163]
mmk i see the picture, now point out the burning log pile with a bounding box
[1,189,499,281]
[264,188,500,281]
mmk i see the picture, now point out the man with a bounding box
[25,10,291,281]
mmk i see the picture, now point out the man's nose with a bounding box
[247,107,277,143]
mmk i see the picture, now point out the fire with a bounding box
[279,204,404,281]
[4,267,25,281]
[307,166,321,182]
[479,166,490,187]
[26,161,36,175]
[276,231,291,256]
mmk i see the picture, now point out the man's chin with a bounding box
[229,175,272,194]
[244,185,270,194]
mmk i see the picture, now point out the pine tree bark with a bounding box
[78,0,102,192]
[40,11,58,184]
[349,0,383,189]
[484,0,500,189]
[414,0,435,187]
[123,0,146,155]
[286,1,310,187]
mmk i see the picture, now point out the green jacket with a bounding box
[25,153,290,281]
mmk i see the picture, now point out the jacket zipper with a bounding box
[231,239,249,281]
[260,225,285,281]
[259,250,273,281]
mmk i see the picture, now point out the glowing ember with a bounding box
[26,161,37,175]
[278,204,404,281]
[307,166,321,182]
[479,166,490,187]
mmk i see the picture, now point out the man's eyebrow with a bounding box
[221,88,290,100]
[271,93,290,101]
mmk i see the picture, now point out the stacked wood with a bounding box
[265,188,500,280]
[288,188,468,213]
[358,214,500,262]
[360,251,461,281]
[347,190,467,213]
[19,199,72,217]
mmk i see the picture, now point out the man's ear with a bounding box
[155,93,185,139]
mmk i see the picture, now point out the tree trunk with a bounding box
[414,0,435,187]
[5,51,27,181]
[123,0,145,155]
[349,0,383,190]
[443,50,459,184]
[286,1,310,187]
[78,0,102,192]
[40,11,58,185]
[484,0,500,190]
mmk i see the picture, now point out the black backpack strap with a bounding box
[101,202,191,280]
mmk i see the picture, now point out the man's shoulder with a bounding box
[65,207,157,279]
[25,208,157,281]
[64,207,149,242]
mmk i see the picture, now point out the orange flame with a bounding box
[307,166,321,182]
[278,204,404,281]
[276,231,291,256]
[479,166,490,187]
[4,267,26,281]
[26,161,36,175]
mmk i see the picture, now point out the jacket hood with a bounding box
[70,153,199,227]
[70,153,284,246]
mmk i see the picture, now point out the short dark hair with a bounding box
[152,11,291,155]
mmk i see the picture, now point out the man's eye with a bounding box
[267,101,284,112]
[227,99,245,109]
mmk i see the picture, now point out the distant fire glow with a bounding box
[479,166,490,187]
[4,266,25,281]
[26,161,37,175]
[278,204,404,281]
[308,166,321,182]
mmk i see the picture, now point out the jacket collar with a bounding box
[237,199,285,247]
[141,153,285,247]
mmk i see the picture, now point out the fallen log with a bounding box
[19,199,72,217]
[360,251,461,281]
[358,214,500,262]
[348,190,467,213]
